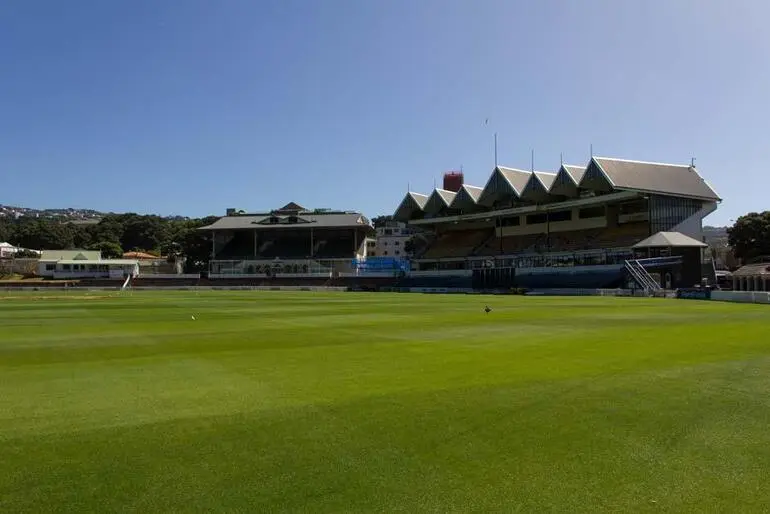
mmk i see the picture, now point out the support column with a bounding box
[211,231,216,259]
[254,230,258,257]
[732,276,737,291]
[310,228,314,257]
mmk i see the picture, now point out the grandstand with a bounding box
[393,157,721,290]
[200,202,377,278]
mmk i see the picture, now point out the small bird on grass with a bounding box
[484,305,492,314]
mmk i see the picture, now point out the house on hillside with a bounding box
[37,250,139,279]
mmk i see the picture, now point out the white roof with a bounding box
[632,231,708,248]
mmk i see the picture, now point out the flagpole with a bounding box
[494,132,498,167]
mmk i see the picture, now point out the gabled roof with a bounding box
[55,258,140,265]
[591,157,720,201]
[534,171,557,190]
[393,192,429,221]
[423,189,457,214]
[199,212,370,230]
[496,166,532,195]
[633,231,708,248]
[562,165,586,184]
[123,251,160,260]
[449,185,483,210]
[549,164,586,196]
[393,156,721,222]
[40,250,101,262]
[519,172,554,202]
[478,166,531,206]
[733,263,770,277]
[276,202,305,213]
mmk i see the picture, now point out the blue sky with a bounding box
[1,0,768,225]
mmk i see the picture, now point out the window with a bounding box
[501,217,520,227]
[548,210,572,222]
[394,241,400,246]
[395,251,400,255]
[526,213,548,225]
[45,264,55,271]
[383,251,388,255]
[579,206,605,219]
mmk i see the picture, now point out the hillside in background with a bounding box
[703,225,729,246]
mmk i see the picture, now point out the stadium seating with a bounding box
[217,233,255,259]
[258,238,310,259]
[314,237,355,258]
[423,230,492,259]
[476,233,545,256]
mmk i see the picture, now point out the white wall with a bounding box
[711,291,770,304]
[670,201,718,241]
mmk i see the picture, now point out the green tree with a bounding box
[178,216,217,273]
[371,215,393,228]
[118,214,169,253]
[87,241,124,259]
[727,212,770,262]
[13,219,75,250]
[0,218,15,243]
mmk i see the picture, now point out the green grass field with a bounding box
[2,291,770,513]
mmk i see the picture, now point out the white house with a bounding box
[37,250,139,279]
[0,242,40,258]
[0,242,16,258]
[367,221,413,258]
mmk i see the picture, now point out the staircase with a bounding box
[625,259,662,294]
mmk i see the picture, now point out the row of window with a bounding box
[497,207,605,227]
[417,249,633,271]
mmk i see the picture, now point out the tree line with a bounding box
[0,214,218,272]
[1,210,768,270]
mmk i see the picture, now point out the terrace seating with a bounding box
[423,230,491,259]
[314,238,355,258]
[476,233,544,256]
[259,239,311,259]
[217,233,255,259]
